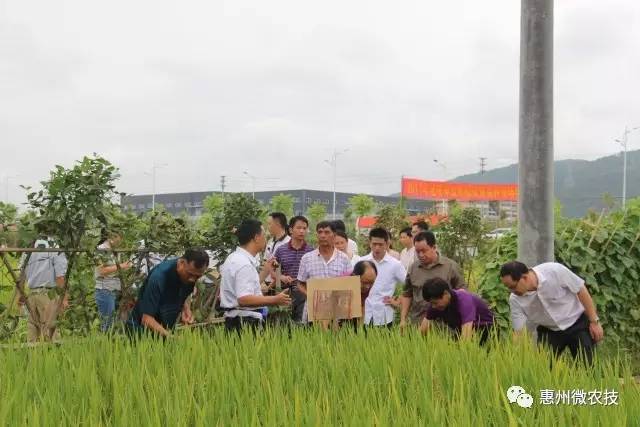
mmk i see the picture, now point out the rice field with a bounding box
[0,328,638,426]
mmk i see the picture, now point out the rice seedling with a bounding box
[0,328,638,426]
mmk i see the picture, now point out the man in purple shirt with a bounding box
[419,277,494,345]
[274,216,314,322]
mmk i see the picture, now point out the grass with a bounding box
[0,327,638,426]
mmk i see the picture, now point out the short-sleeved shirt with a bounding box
[509,262,585,331]
[264,234,291,284]
[128,259,193,329]
[297,248,352,322]
[399,247,416,271]
[360,253,406,325]
[403,254,465,325]
[274,240,314,282]
[427,289,494,331]
[94,241,122,291]
[219,247,264,320]
[24,252,68,289]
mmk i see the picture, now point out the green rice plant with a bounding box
[0,328,638,426]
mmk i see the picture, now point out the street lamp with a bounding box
[243,171,257,199]
[3,175,18,203]
[615,126,640,209]
[433,159,448,214]
[325,148,349,219]
[144,162,168,211]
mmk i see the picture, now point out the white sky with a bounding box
[1,0,639,204]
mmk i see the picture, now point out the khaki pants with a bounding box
[27,290,61,342]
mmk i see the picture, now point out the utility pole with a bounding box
[615,126,639,209]
[518,0,554,266]
[325,148,349,219]
[479,157,487,175]
[220,175,226,198]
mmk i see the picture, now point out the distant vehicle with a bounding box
[485,228,512,239]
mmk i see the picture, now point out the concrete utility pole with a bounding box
[220,175,226,198]
[243,171,256,199]
[325,148,349,219]
[615,126,640,209]
[518,0,554,266]
[3,175,17,203]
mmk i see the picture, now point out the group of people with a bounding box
[20,212,605,363]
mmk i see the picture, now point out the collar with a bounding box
[288,239,308,250]
[419,254,443,270]
[316,247,339,263]
[365,252,391,264]
[236,246,259,268]
[271,233,289,244]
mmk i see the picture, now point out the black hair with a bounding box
[499,261,530,282]
[413,231,436,247]
[269,212,288,231]
[181,248,210,269]
[332,220,347,233]
[289,215,309,229]
[352,260,378,276]
[236,219,263,245]
[413,220,430,232]
[369,227,389,242]
[316,220,336,232]
[422,277,451,301]
[399,227,412,237]
[335,230,349,242]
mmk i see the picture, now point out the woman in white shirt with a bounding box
[334,231,360,268]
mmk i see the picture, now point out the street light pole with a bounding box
[146,162,167,212]
[615,126,639,209]
[325,148,349,219]
[243,171,256,199]
[3,175,18,203]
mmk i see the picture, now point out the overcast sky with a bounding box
[1,0,639,205]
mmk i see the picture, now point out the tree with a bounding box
[201,193,265,264]
[348,194,376,218]
[375,202,410,244]
[197,194,224,234]
[306,202,327,226]
[23,155,122,338]
[269,193,295,218]
[0,202,17,225]
[436,207,486,280]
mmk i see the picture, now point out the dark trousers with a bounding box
[290,288,306,322]
[224,316,264,335]
[537,313,595,365]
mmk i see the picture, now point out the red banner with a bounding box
[401,178,518,201]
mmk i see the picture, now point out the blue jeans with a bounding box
[95,289,118,332]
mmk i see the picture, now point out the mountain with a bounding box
[450,150,640,217]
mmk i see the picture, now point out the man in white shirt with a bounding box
[500,261,604,364]
[260,212,291,286]
[361,227,406,327]
[398,227,415,271]
[220,219,291,333]
[297,221,352,324]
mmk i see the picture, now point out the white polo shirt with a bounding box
[348,239,359,257]
[219,247,264,320]
[509,262,585,331]
[360,253,406,326]
[399,246,416,271]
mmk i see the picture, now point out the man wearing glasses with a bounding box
[499,261,604,364]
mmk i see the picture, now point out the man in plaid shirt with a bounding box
[297,220,352,323]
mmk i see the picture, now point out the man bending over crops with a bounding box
[220,219,292,333]
[419,278,494,344]
[400,231,465,333]
[127,248,209,337]
[500,261,604,364]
